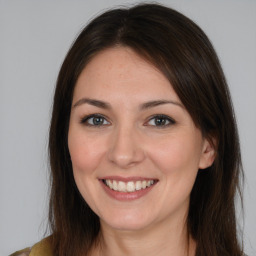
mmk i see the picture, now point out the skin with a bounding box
[68,47,215,256]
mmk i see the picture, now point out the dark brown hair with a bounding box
[49,3,243,256]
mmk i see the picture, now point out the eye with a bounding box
[80,114,110,127]
[146,114,175,128]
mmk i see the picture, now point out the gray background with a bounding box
[0,0,255,255]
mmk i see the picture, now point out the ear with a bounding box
[199,138,216,169]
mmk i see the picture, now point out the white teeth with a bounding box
[118,181,126,192]
[108,180,113,189]
[127,181,135,192]
[113,180,118,191]
[104,179,155,192]
[135,181,142,190]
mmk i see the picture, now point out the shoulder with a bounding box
[29,237,53,256]
[9,248,31,256]
[10,237,53,256]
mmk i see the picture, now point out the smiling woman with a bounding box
[68,47,214,236]
[11,3,244,256]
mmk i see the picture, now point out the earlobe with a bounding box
[199,138,216,169]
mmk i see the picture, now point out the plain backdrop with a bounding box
[0,0,255,255]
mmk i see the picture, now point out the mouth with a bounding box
[101,178,158,193]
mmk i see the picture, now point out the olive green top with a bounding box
[10,237,248,256]
[10,237,53,256]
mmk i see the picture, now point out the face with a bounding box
[68,47,214,232]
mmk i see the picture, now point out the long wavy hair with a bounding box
[48,3,244,256]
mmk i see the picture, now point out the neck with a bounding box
[92,215,196,256]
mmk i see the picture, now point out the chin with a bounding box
[100,209,156,231]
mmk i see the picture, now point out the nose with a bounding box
[107,125,145,169]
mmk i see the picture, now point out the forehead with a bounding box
[73,47,180,104]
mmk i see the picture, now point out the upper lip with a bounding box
[99,176,158,182]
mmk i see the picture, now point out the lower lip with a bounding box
[100,180,157,201]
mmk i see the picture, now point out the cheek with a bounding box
[68,130,108,211]
[68,131,106,175]
[145,133,203,215]
[147,132,203,177]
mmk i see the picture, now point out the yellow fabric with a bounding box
[9,248,31,256]
[29,237,53,256]
[10,237,53,256]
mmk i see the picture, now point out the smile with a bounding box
[103,179,156,193]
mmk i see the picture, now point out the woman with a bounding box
[11,3,244,256]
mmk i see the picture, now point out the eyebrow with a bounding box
[73,98,111,109]
[73,98,183,110]
[140,100,183,110]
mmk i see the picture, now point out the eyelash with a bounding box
[80,114,110,127]
[80,114,176,128]
[146,114,176,128]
